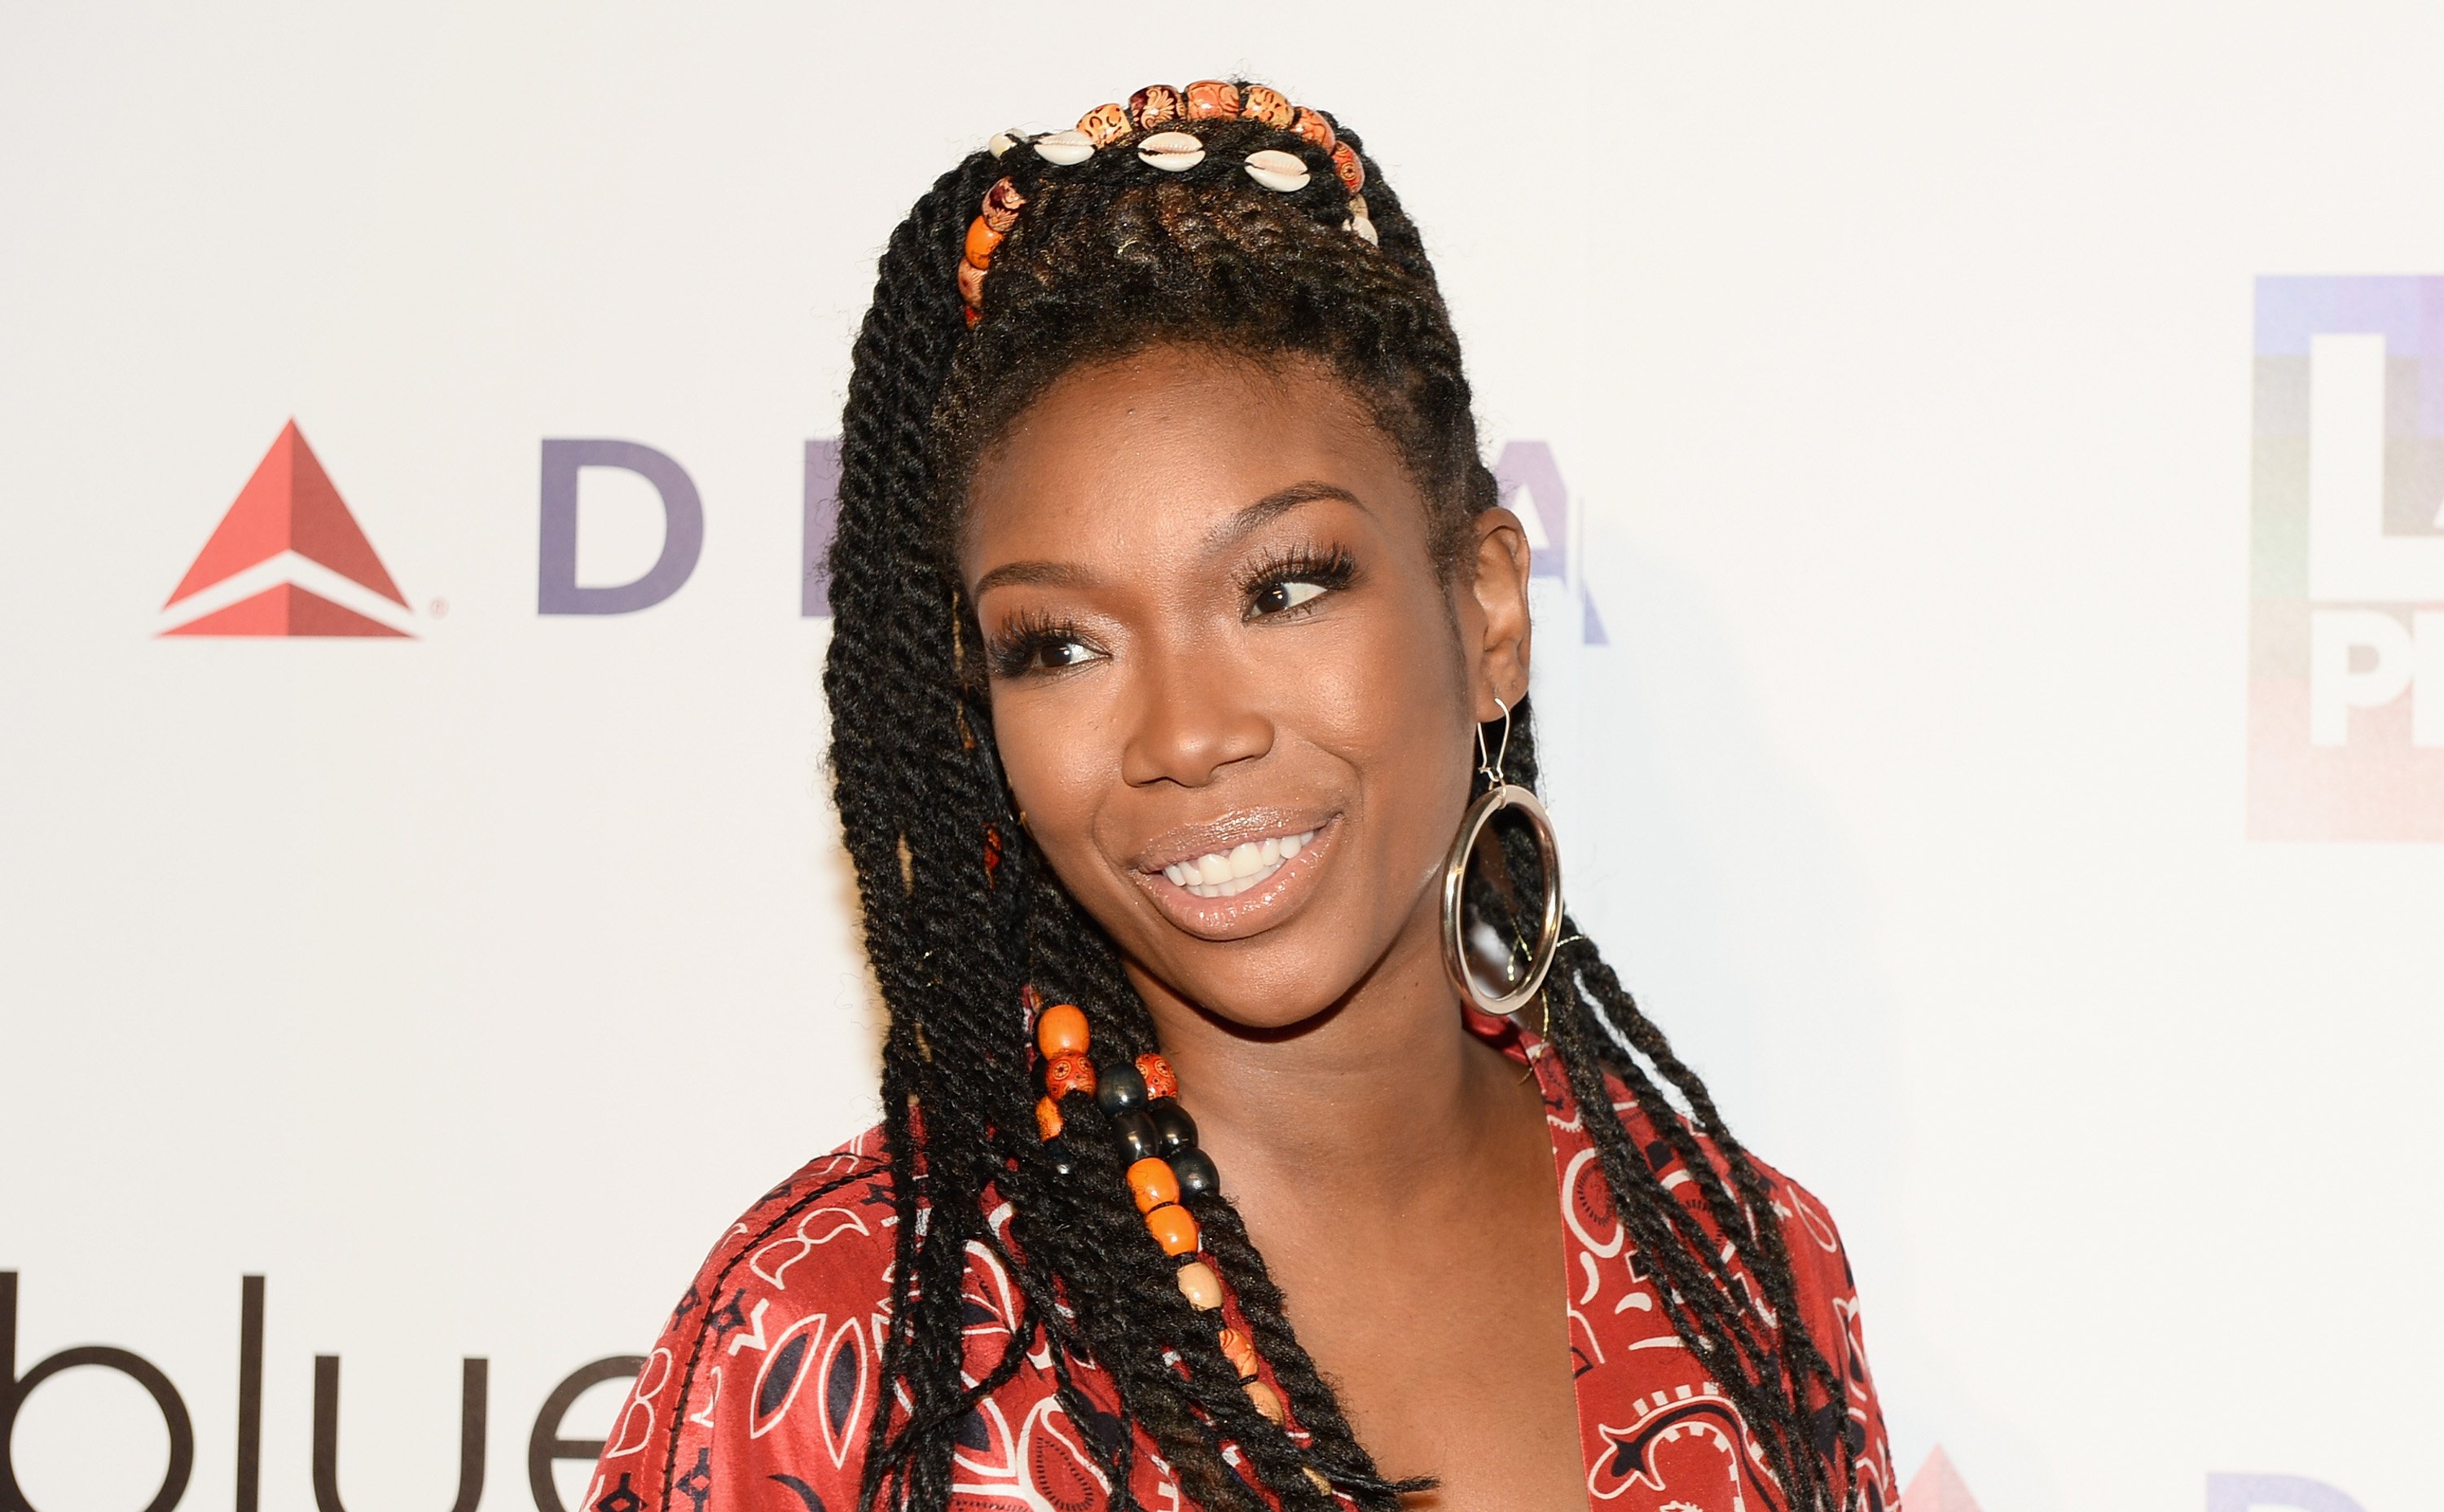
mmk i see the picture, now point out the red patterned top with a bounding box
[587,1025,1896,1512]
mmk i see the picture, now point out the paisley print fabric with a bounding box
[587,1023,1894,1511]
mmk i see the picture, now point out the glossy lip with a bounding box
[1129,809,1342,943]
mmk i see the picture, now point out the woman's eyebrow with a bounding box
[1204,481,1363,552]
[972,558,1088,599]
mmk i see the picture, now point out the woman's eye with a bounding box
[1251,579,1329,618]
[1029,638,1101,670]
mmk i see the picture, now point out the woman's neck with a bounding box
[1126,896,1536,1213]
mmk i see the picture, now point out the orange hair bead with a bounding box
[1290,107,1337,152]
[1145,1202,1199,1256]
[1217,1326,1259,1379]
[1126,1156,1179,1213]
[1240,85,1293,130]
[1135,1053,1178,1101]
[1184,79,1241,119]
[963,217,1002,270]
[1035,1097,1063,1141]
[1035,1003,1089,1057]
[1330,143,1365,195]
[1044,1052,1097,1101]
[1077,102,1132,147]
[956,260,987,310]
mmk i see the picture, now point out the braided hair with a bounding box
[823,88,1858,1512]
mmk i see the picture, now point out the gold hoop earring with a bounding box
[1439,697,1564,1023]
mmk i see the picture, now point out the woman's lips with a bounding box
[1135,817,1338,941]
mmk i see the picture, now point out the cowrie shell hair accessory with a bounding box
[1034,129,1096,165]
[1137,131,1206,171]
[1242,149,1309,192]
[988,129,1023,158]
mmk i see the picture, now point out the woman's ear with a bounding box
[1466,507,1534,720]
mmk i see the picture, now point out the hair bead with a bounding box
[1044,1051,1097,1100]
[981,178,1026,232]
[1127,1155,1180,1212]
[956,259,987,309]
[1078,102,1132,147]
[964,218,1003,270]
[1097,1061,1150,1114]
[1217,1327,1260,1380]
[1240,84,1294,130]
[1128,83,1182,128]
[1035,1002,1089,1056]
[1330,143,1365,194]
[1167,1146,1220,1199]
[1184,79,1242,119]
[1245,1378,1286,1424]
[1145,1201,1199,1255]
[1176,1259,1224,1310]
[1135,1053,1178,1100]
[1290,107,1337,152]
[1035,1097,1064,1141]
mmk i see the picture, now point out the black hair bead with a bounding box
[1110,1108,1161,1164]
[1096,1062,1149,1115]
[1167,1147,1220,1200]
[1146,1097,1198,1156]
[1044,1138,1081,1180]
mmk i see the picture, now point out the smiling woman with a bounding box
[591,81,1892,1512]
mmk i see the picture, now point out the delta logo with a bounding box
[159,420,414,637]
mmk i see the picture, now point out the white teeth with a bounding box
[1161,829,1320,899]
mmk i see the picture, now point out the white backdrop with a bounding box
[5,4,2442,1510]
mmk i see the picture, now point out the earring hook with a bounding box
[1476,696,1514,792]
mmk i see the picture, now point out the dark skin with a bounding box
[961,346,1584,1512]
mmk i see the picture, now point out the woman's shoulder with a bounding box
[585,1126,912,1510]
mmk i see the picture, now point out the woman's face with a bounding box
[960,347,1532,1031]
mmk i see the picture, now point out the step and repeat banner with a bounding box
[4,5,2440,1511]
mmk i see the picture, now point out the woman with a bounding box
[590,80,1892,1512]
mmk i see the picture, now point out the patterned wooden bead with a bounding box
[964,217,1002,270]
[1035,1002,1089,1056]
[1175,1259,1224,1309]
[1184,80,1242,119]
[1127,1155,1179,1212]
[981,178,1026,234]
[1330,143,1365,194]
[956,259,987,310]
[1078,102,1132,147]
[1145,1201,1199,1256]
[1035,1097,1063,1141]
[1290,107,1337,152]
[1044,1051,1097,1100]
[1240,84,1293,130]
[1135,1053,1178,1100]
[1244,1378,1286,1424]
[1217,1326,1259,1379]
[1128,84,1182,128]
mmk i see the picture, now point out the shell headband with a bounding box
[957,79,1378,325]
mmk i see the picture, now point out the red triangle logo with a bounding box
[163,420,410,632]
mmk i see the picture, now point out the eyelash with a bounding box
[984,543,1360,679]
[1242,543,1358,620]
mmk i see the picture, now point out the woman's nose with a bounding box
[1118,660,1274,789]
